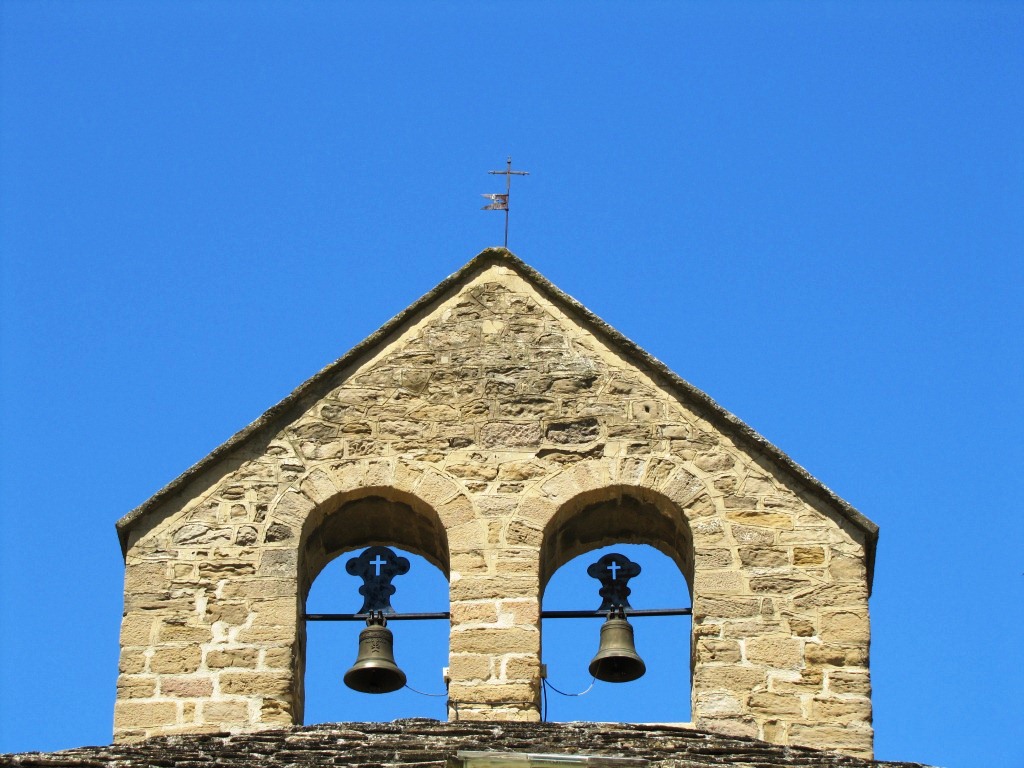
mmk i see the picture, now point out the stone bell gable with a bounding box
[115,248,878,757]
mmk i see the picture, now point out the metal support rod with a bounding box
[487,156,529,249]
[304,607,691,622]
[305,612,449,622]
[541,608,692,619]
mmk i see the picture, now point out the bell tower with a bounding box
[115,248,877,757]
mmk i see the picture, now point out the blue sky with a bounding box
[1,3,1022,766]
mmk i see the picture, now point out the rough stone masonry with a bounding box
[114,249,878,757]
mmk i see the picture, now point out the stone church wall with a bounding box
[116,257,874,757]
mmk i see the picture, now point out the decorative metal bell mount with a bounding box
[586,553,646,683]
[342,546,411,694]
[343,614,407,694]
[309,545,683,695]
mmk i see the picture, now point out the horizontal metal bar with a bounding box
[303,608,691,622]
[305,612,449,621]
[542,608,692,619]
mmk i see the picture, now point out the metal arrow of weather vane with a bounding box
[482,156,529,248]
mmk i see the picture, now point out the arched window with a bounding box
[541,543,691,723]
[297,489,451,723]
[540,487,695,724]
[304,547,450,722]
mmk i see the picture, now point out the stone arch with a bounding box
[533,456,708,596]
[258,459,478,726]
[533,457,709,723]
[298,487,451,602]
[539,483,699,598]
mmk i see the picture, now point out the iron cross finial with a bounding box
[345,546,410,615]
[482,156,530,249]
[587,553,642,613]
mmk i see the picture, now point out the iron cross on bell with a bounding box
[342,546,410,694]
[586,553,646,683]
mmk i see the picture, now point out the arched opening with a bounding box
[541,543,691,723]
[298,489,451,723]
[304,546,450,722]
[540,487,694,723]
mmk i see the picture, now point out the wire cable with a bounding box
[403,683,448,697]
[543,676,596,697]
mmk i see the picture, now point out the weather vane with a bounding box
[482,156,529,248]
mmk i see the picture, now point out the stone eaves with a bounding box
[115,248,878,583]
[0,720,927,768]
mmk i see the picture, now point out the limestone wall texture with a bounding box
[115,250,877,757]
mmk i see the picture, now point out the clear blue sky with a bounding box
[1,3,1021,767]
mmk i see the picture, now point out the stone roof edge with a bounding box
[502,251,879,586]
[1,719,932,767]
[115,247,877,586]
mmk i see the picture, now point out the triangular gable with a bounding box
[117,248,877,580]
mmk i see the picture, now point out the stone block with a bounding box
[449,653,493,681]
[451,601,500,624]
[694,665,765,691]
[769,668,822,693]
[159,676,213,697]
[205,648,259,669]
[206,601,250,626]
[738,546,787,567]
[116,675,157,698]
[828,668,871,695]
[503,655,540,681]
[762,719,787,743]
[449,681,536,705]
[821,610,869,644]
[810,696,872,723]
[263,646,293,669]
[125,562,167,593]
[747,691,803,717]
[150,646,201,674]
[789,724,873,759]
[693,596,760,621]
[219,671,291,697]
[115,701,179,728]
[480,421,543,449]
[158,622,211,643]
[120,615,156,647]
[748,574,813,594]
[745,637,803,668]
[450,550,487,572]
[793,546,825,565]
[805,643,867,667]
[695,569,742,593]
[695,691,743,715]
[259,697,293,725]
[695,548,735,568]
[695,714,758,739]
[201,700,250,723]
[829,554,867,582]
[252,597,299,627]
[451,575,534,601]
[119,649,148,675]
[696,639,741,663]
[450,627,538,656]
[221,578,295,600]
[498,600,539,625]
[730,524,776,545]
[725,510,794,528]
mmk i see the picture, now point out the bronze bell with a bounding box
[588,613,646,683]
[344,618,407,694]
